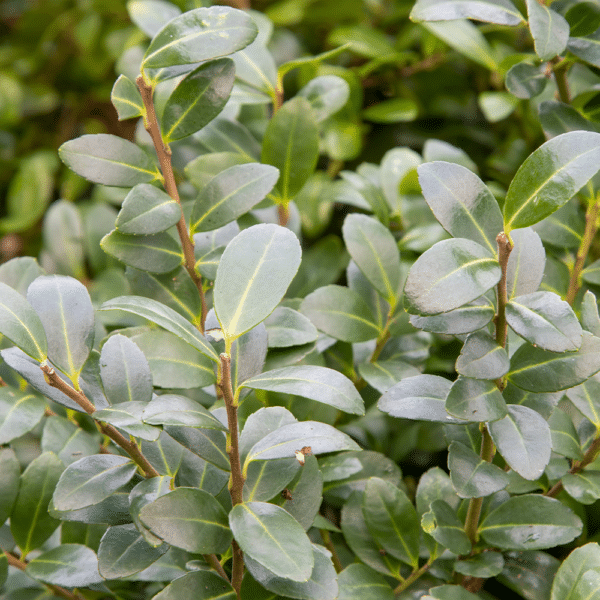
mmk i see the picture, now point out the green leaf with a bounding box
[583,258,600,286]
[363,98,418,123]
[455,331,509,380]
[153,570,237,600]
[410,297,495,335]
[99,295,219,362]
[26,544,102,587]
[240,406,297,461]
[162,58,235,143]
[448,441,509,498]
[245,421,361,464]
[342,214,401,306]
[562,471,600,504]
[417,161,502,256]
[503,131,600,233]
[422,499,471,555]
[261,97,319,203]
[499,550,560,600]
[98,523,166,579]
[567,3,600,37]
[363,478,420,568]
[526,0,569,61]
[11,452,63,557]
[42,415,99,466]
[230,501,313,581]
[479,91,519,122]
[142,6,258,69]
[489,405,551,480]
[129,476,173,546]
[214,224,301,344]
[93,403,160,441]
[508,332,600,392]
[111,74,144,121]
[410,0,523,25]
[337,564,394,600]
[479,494,582,550]
[140,487,232,554]
[116,184,180,235]
[190,163,279,234]
[100,334,153,404]
[549,408,583,461]
[0,388,45,444]
[264,307,318,348]
[404,239,500,316]
[0,448,20,525]
[244,458,299,502]
[143,394,226,429]
[551,543,600,600]
[507,227,546,299]
[506,292,582,352]
[231,41,277,100]
[128,0,181,37]
[567,374,600,426]
[539,100,600,138]
[52,455,138,512]
[59,134,162,187]
[0,281,47,362]
[455,552,504,578]
[241,365,364,415]
[0,552,6,588]
[581,291,600,337]
[166,425,230,471]
[446,376,508,422]
[358,359,420,394]
[101,229,183,274]
[298,75,350,123]
[195,118,261,160]
[278,44,350,78]
[300,284,381,342]
[505,62,548,99]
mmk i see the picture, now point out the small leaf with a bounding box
[410,0,524,25]
[404,238,500,315]
[116,184,181,235]
[505,62,548,99]
[93,403,160,441]
[358,360,420,394]
[128,0,181,37]
[111,74,144,121]
[567,373,600,427]
[455,552,504,578]
[264,306,318,348]
[445,376,508,422]
[410,297,495,335]
[26,544,102,587]
[153,570,237,600]
[140,488,232,554]
[549,408,583,461]
[241,365,365,415]
[0,449,20,525]
[214,224,301,344]
[455,331,509,380]
[337,564,394,600]
[143,394,226,429]
[190,163,279,234]
[162,58,235,143]
[0,388,45,444]
[526,0,569,61]
[59,134,162,187]
[551,543,600,600]
[363,98,418,123]
[422,499,471,555]
[562,471,600,505]
[503,131,600,233]
[506,228,546,299]
[142,6,258,69]
[298,75,350,123]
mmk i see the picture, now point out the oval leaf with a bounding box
[506,227,546,299]
[93,403,160,441]
[111,74,144,121]
[26,544,102,587]
[153,570,237,600]
[455,330,509,380]
[526,0,569,61]
[116,184,181,235]
[445,376,508,422]
[264,306,318,348]
[143,394,226,429]
[551,543,600,600]
[410,0,524,25]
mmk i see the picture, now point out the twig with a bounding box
[203,553,230,582]
[320,529,343,573]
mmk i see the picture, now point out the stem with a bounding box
[320,529,343,573]
[277,203,289,227]
[219,353,245,596]
[136,75,207,332]
[40,364,159,478]
[204,553,230,581]
[552,57,571,104]
[566,197,600,305]
[494,232,513,353]
[393,561,431,596]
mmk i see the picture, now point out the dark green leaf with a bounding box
[479,495,582,550]
[142,6,258,69]
[508,332,600,392]
[264,307,318,348]
[455,552,504,578]
[214,224,301,343]
[140,487,231,554]
[0,448,20,525]
[363,98,418,123]
[230,501,313,581]
[427,585,481,600]
[549,408,583,460]
[526,0,569,60]
[241,365,364,415]
[507,228,546,299]
[11,452,63,557]
[505,62,548,99]
[446,376,508,422]
[337,564,394,600]
[239,406,297,462]
[539,101,599,139]
[153,570,237,600]
[129,475,173,547]
[195,118,261,160]
[52,455,137,512]
[166,425,229,471]
[567,373,600,426]
[243,458,299,502]
[404,239,500,315]
[410,0,523,25]
[421,499,471,555]
[448,441,509,498]
[551,543,600,600]
[93,403,160,441]
[456,331,509,380]
[116,184,180,235]
[409,297,495,335]
[111,74,144,120]
[489,405,551,480]
[0,388,45,444]
[566,2,600,37]
[162,58,235,142]
[499,550,560,600]
[0,552,6,588]
[261,97,319,202]
[42,416,100,466]
[26,544,102,587]
[190,163,279,234]
[358,359,420,393]
[143,394,226,429]
[503,131,600,232]
[59,134,162,187]
[562,471,600,504]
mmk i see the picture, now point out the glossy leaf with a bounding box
[214,224,301,343]
[99,295,218,362]
[503,131,600,232]
[195,117,261,160]
[111,74,144,121]
[505,62,547,99]
[410,297,495,335]
[42,416,99,466]
[0,388,45,444]
[337,564,394,600]
[506,227,545,299]
[93,403,160,441]
[129,475,173,546]
[448,441,509,498]
[506,292,582,352]
[562,471,600,505]
[162,58,235,142]
[526,0,569,61]
[0,448,19,525]
[0,281,47,362]
[143,394,226,429]
[231,41,277,100]
[446,376,507,422]
[239,406,298,461]
[488,405,551,480]
[142,6,258,69]
[581,291,600,337]
[298,75,350,123]
[116,184,180,235]
[166,425,229,471]
[410,0,523,25]
[128,0,181,37]
[455,331,509,380]
[551,543,600,600]
[549,408,582,461]
[190,163,279,234]
[241,365,364,415]
[243,457,299,502]
[404,238,500,315]
[230,501,313,581]
[455,552,504,578]
[480,494,582,550]
[264,306,318,348]
[567,374,600,426]
[417,161,502,255]
[422,499,471,555]
[358,359,420,393]
[153,570,237,600]
[499,550,560,600]
[261,97,319,202]
[508,332,600,392]
[26,544,102,587]
[59,134,162,187]
[52,455,137,512]
[140,488,231,553]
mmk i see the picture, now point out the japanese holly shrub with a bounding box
[4,1,600,600]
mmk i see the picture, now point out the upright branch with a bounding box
[40,364,159,478]
[494,232,513,354]
[551,57,572,105]
[136,75,208,331]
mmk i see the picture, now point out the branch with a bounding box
[552,56,571,104]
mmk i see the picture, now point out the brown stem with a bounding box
[136,75,207,332]
[494,232,513,352]
[552,56,571,104]
[277,204,289,227]
[204,554,230,582]
[393,561,432,596]
[320,529,343,573]
[40,364,159,478]
[566,198,600,305]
